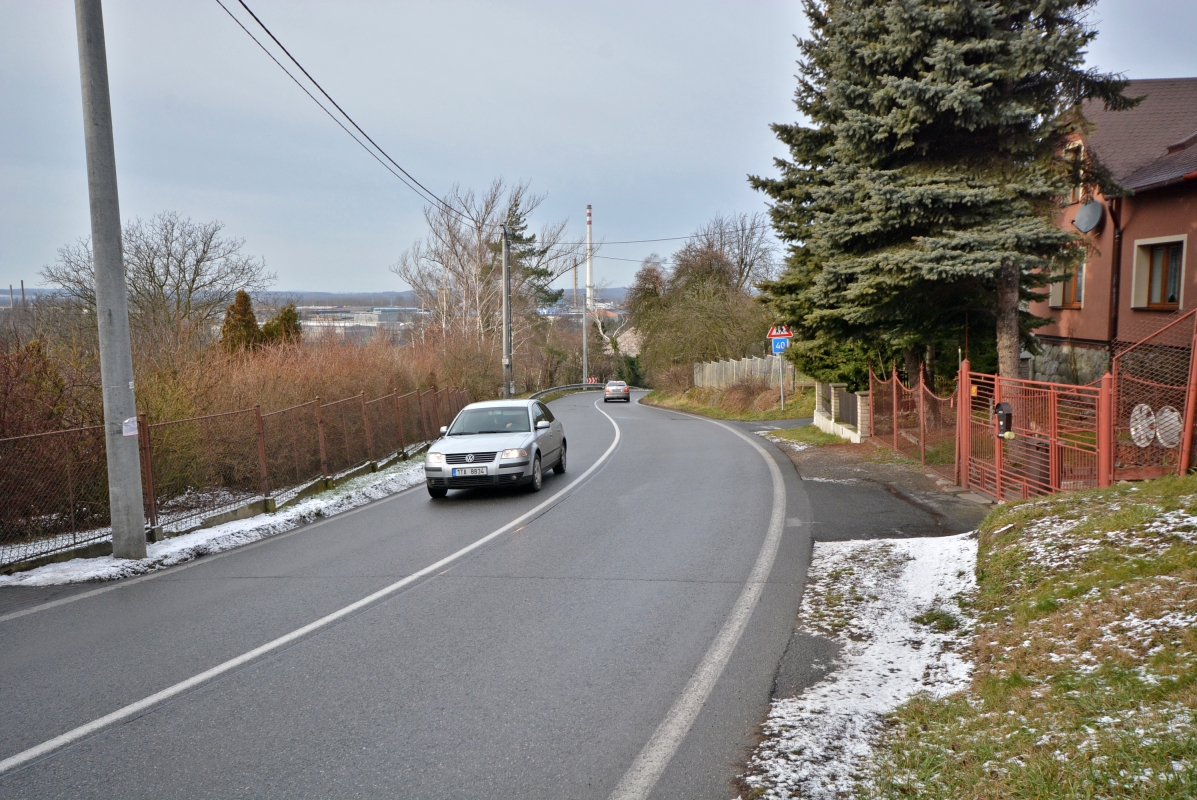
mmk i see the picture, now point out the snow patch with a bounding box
[0,458,427,587]
[742,533,977,799]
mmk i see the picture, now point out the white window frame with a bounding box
[1049,263,1086,308]
[1130,235,1188,310]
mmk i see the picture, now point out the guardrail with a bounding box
[528,384,609,400]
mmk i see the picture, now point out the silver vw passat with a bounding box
[424,399,566,498]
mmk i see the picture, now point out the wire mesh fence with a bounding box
[1,386,470,570]
[0,425,110,567]
[146,408,261,533]
[868,367,959,481]
[1111,310,1197,480]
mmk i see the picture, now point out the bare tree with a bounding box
[691,212,777,292]
[390,179,583,350]
[41,211,274,331]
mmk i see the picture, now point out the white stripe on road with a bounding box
[609,411,787,800]
[0,400,621,777]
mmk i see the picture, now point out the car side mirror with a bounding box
[535,420,550,430]
[439,426,448,435]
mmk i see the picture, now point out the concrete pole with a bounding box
[75,0,146,559]
[583,205,592,383]
[501,225,513,398]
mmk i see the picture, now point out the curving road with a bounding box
[0,392,820,799]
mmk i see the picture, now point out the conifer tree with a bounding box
[221,290,261,351]
[261,303,302,344]
[754,0,1134,379]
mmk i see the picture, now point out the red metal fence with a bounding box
[1111,310,1197,481]
[868,367,958,482]
[1,387,468,569]
[958,365,1109,500]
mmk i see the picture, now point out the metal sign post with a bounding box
[767,326,794,411]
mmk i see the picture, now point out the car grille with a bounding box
[445,451,497,464]
[446,475,496,487]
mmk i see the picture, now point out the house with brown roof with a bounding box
[1029,77,1197,384]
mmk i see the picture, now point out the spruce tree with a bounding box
[221,290,261,351]
[261,303,302,344]
[754,0,1134,379]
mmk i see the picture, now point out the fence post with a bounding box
[892,363,899,453]
[254,404,271,498]
[360,392,373,462]
[958,361,971,489]
[393,391,407,454]
[994,377,1004,500]
[137,413,158,528]
[415,387,428,441]
[1099,372,1113,487]
[1048,389,1060,492]
[1178,331,1197,476]
[919,366,927,465]
[868,366,876,439]
[315,396,329,479]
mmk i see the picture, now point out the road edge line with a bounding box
[0,401,622,777]
[608,407,787,800]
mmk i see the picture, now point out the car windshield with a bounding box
[607,381,626,387]
[448,406,530,435]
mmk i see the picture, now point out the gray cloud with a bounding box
[2,0,1194,294]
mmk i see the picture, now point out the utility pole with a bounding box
[75,0,146,559]
[501,225,513,398]
[582,205,592,384]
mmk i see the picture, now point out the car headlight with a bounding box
[500,448,527,459]
[426,452,445,466]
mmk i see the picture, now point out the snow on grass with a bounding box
[741,533,977,799]
[0,457,427,587]
[864,478,1197,799]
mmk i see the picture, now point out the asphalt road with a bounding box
[0,392,815,799]
[0,392,975,799]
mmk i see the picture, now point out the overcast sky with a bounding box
[3,1,1197,296]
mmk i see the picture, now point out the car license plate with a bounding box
[452,467,487,477]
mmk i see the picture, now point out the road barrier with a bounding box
[0,387,469,572]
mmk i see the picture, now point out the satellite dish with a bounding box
[1129,404,1156,448]
[1156,406,1182,448]
[1073,200,1104,233]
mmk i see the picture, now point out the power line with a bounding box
[212,1,433,202]
[216,0,469,221]
[216,2,778,250]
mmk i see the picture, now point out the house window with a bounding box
[1066,142,1085,204]
[1061,263,1084,307]
[1148,243,1183,309]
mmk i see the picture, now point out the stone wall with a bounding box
[1028,339,1109,385]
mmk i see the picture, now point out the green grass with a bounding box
[767,425,845,447]
[865,476,1197,799]
[642,386,815,421]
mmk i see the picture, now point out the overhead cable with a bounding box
[216,0,469,221]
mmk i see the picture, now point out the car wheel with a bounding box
[529,455,543,492]
[428,485,447,499]
[553,442,567,474]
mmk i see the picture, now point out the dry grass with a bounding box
[643,382,815,421]
[865,477,1197,799]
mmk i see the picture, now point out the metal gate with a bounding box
[960,365,1109,500]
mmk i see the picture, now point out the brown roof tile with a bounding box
[1083,78,1197,188]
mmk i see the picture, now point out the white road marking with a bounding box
[609,412,787,800]
[0,484,430,625]
[0,400,621,777]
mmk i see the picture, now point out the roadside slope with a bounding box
[869,476,1197,798]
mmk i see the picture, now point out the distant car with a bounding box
[424,400,566,498]
[604,380,631,402]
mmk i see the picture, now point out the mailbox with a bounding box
[994,402,1014,439]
